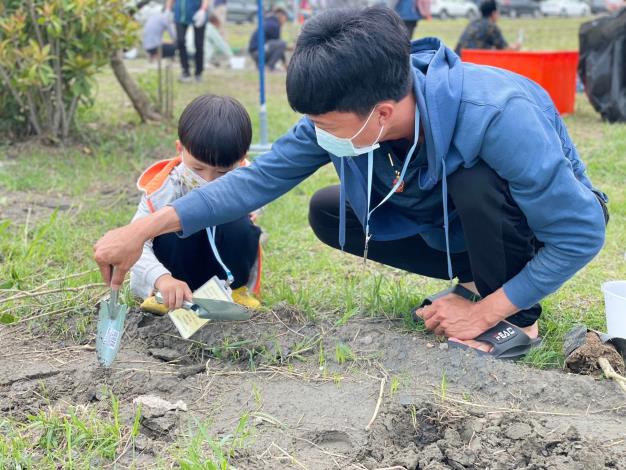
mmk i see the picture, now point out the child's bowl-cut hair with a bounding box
[178,95,252,168]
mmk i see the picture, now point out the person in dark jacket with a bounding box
[248,6,289,71]
[455,0,518,56]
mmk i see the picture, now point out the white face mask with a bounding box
[314,106,384,157]
[179,162,208,193]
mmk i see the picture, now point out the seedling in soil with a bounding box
[440,370,448,401]
[318,342,326,369]
[332,373,343,387]
[390,376,401,396]
[410,405,418,431]
[251,384,263,411]
[335,342,356,365]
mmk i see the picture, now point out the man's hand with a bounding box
[94,224,146,289]
[417,296,493,339]
[415,288,518,339]
[155,275,193,310]
[94,206,182,289]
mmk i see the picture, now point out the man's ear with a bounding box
[377,102,395,127]
[175,140,183,156]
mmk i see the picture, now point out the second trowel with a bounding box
[155,292,251,321]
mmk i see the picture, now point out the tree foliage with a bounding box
[0,0,138,142]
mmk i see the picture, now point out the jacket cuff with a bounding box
[503,269,551,310]
[144,265,171,293]
[170,192,213,238]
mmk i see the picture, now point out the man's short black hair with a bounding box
[286,6,412,117]
[178,95,252,168]
[480,0,498,18]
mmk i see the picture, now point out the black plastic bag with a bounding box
[579,8,626,122]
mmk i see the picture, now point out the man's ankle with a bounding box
[519,321,539,338]
[459,281,479,295]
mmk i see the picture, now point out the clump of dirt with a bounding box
[358,403,626,470]
[565,331,625,376]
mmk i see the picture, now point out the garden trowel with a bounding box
[96,284,128,367]
[155,292,251,321]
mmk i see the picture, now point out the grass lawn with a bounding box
[0,15,625,467]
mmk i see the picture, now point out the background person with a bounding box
[248,5,289,72]
[393,0,423,39]
[213,0,228,37]
[455,0,519,56]
[166,0,210,82]
[142,9,177,60]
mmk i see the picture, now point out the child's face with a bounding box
[177,141,241,182]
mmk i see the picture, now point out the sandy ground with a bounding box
[1,305,625,469]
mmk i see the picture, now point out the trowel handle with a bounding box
[154,291,194,310]
[109,266,120,306]
[110,287,119,308]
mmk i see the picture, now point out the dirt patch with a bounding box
[0,190,75,226]
[1,309,626,468]
[358,403,625,469]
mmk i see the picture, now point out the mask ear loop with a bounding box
[350,106,379,141]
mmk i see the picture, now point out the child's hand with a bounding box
[155,275,193,310]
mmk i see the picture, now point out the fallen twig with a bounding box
[271,442,308,470]
[365,376,386,431]
[0,283,104,304]
[598,357,626,394]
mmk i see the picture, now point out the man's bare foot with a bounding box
[449,321,539,353]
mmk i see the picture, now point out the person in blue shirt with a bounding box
[394,0,423,39]
[166,0,210,82]
[95,6,608,360]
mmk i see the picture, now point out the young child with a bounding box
[130,95,262,311]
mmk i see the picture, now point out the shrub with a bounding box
[0,0,138,142]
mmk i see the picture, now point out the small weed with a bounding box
[318,342,326,369]
[440,370,448,401]
[334,342,356,365]
[410,405,418,431]
[332,373,343,387]
[390,376,401,396]
[251,384,263,410]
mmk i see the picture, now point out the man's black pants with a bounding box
[153,216,261,291]
[308,161,544,327]
[175,23,205,77]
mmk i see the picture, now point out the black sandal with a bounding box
[412,284,481,324]
[448,320,543,361]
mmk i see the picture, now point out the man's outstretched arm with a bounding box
[94,206,181,289]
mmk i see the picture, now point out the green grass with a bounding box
[170,414,252,470]
[0,392,141,469]
[0,18,624,366]
[0,395,251,469]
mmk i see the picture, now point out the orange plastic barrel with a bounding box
[461,50,579,115]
